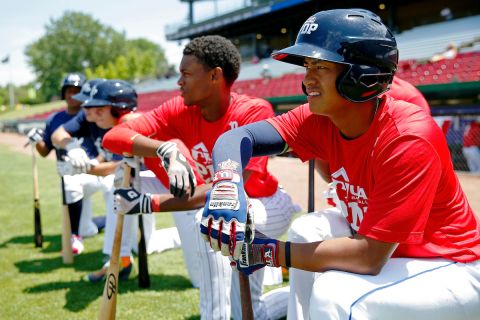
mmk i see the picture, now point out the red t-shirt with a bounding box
[383,76,430,113]
[268,96,480,262]
[104,93,278,198]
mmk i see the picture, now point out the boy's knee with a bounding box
[309,272,349,319]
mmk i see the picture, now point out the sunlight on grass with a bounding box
[0,100,64,121]
[0,145,199,319]
[0,144,293,319]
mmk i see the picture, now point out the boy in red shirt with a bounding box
[201,9,480,319]
[103,35,299,319]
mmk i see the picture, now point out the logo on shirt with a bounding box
[191,142,214,183]
[331,167,368,231]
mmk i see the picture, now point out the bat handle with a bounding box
[239,272,254,320]
[308,159,315,212]
[31,144,43,248]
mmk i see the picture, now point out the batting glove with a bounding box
[65,138,91,174]
[56,160,75,176]
[200,167,254,259]
[156,141,196,198]
[27,128,44,145]
[113,187,154,215]
[113,157,138,189]
[232,231,280,276]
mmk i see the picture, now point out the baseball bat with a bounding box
[308,159,315,212]
[30,144,43,248]
[61,176,74,264]
[98,164,131,320]
[135,157,150,288]
[239,272,254,320]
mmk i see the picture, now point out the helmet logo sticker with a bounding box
[300,16,318,34]
[68,74,81,82]
[83,82,91,94]
[90,86,98,98]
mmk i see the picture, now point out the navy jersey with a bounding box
[62,110,122,162]
[44,109,98,160]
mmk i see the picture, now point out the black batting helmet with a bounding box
[61,73,86,100]
[82,80,137,117]
[72,78,107,103]
[272,9,398,102]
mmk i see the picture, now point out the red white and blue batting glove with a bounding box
[200,166,253,259]
[232,231,280,275]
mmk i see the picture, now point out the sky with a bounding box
[0,0,237,86]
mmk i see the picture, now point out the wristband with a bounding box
[151,194,161,212]
[285,241,291,268]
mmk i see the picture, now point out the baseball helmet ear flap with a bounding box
[301,82,308,96]
[337,64,393,102]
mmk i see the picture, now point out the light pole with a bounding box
[1,55,14,109]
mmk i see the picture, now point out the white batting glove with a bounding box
[113,187,153,215]
[65,138,91,174]
[113,157,138,189]
[57,158,97,176]
[156,141,196,198]
[27,128,45,145]
[56,160,75,176]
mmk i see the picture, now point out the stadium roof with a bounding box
[166,0,480,41]
[166,0,310,40]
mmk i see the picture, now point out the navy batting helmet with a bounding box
[272,9,398,102]
[82,80,137,116]
[61,73,86,100]
[72,78,106,103]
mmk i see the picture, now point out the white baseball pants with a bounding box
[63,173,112,237]
[195,187,301,320]
[463,146,480,173]
[104,170,201,288]
[287,208,480,320]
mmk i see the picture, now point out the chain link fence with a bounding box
[433,115,480,173]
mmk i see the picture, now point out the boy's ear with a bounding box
[211,67,223,81]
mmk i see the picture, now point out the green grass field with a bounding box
[0,144,201,319]
[0,101,64,121]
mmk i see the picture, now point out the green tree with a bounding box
[25,11,126,101]
[0,86,8,107]
[86,39,169,83]
[127,38,169,79]
[25,11,169,102]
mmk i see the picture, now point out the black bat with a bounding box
[138,215,150,288]
[31,144,43,247]
[308,159,315,212]
[135,157,150,288]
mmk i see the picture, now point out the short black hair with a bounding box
[183,35,241,87]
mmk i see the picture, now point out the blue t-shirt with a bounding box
[62,110,122,161]
[43,109,98,161]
